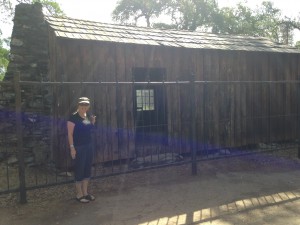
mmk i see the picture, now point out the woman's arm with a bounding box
[67,121,76,159]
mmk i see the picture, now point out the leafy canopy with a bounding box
[112,0,169,27]
[0,31,9,81]
[112,0,300,46]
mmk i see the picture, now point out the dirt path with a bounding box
[1,153,300,225]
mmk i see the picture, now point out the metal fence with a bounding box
[0,74,299,203]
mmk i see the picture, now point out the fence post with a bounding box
[14,72,27,204]
[190,74,197,175]
[298,81,300,159]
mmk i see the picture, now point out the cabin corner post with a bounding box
[14,72,27,204]
[190,74,197,175]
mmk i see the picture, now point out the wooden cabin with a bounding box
[44,16,300,164]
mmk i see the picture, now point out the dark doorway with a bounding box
[133,68,167,147]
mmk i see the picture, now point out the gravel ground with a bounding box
[0,148,300,225]
[1,148,300,207]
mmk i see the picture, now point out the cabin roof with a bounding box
[45,16,300,53]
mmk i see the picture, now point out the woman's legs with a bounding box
[74,146,88,202]
[82,178,95,201]
[75,181,84,198]
[82,144,93,196]
[75,181,89,203]
[75,180,89,197]
[74,144,94,202]
[82,179,89,196]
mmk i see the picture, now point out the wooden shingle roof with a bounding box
[45,16,300,53]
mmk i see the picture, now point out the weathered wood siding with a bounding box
[48,33,300,164]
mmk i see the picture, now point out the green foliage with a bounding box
[112,0,168,27]
[113,0,219,30]
[112,0,300,45]
[212,4,256,35]
[0,0,64,16]
[0,33,9,81]
[32,0,64,16]
[165,0,219,31]
[212,2,282,40]
[254,1,282,41]
[152,22,178,30]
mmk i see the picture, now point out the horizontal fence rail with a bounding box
[0,75,299,203]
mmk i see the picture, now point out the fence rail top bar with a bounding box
[9,80,300,86]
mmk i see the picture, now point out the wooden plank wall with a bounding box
[49,37,300,165]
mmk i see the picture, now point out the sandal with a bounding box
[85,194,95,201]
[76,196,90,203]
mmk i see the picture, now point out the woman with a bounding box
[67,97,96,203]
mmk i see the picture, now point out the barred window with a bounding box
[136,89,154,111]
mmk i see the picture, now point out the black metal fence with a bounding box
[0,74,299,203]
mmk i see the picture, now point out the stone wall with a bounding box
[0,3,52,166]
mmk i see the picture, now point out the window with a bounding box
[136,89,155,111]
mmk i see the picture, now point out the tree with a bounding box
[254,1,282,42]
[112,0,219,31]
[112,0,168,27]
[113,0,300,46]
[212,3,257,35]
[211,1,297,45]
[278,18,295,45]
[164,0,219,31]
[0,32,9,81]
